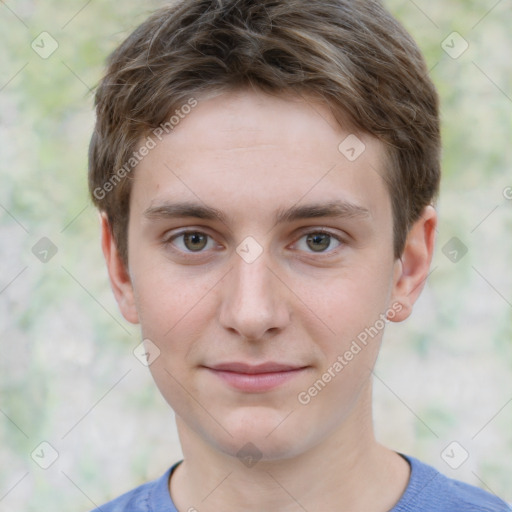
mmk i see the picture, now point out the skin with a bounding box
[101,89,437,511]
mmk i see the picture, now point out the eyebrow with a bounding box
[143,200,371,225]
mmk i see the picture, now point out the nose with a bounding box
[218,249,291,341]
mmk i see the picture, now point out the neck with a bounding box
[170,383,410,512]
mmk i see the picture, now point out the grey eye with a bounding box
[182,232,209,251]
[305,233,334,252]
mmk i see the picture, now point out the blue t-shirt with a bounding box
[92,454,511,511]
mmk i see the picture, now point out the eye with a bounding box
[294,230,343,254]
[165,229,344,256]
[166,230,216,253]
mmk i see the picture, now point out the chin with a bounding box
[216,434,304,464]
[209,407,316,463]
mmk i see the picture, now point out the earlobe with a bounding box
[389,206,437,323]
[100,213,139,324]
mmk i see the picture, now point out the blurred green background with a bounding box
[0,0,511,510]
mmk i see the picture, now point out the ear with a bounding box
[389,205,437,322]
[100,213,139,324]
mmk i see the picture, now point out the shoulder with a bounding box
[393,454,511,512]
[89,477,162,512]
[89,464,177,512]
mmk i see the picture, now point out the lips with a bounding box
[208,362,305,374]
[203,362,308,392]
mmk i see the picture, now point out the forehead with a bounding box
[130,89,391,228]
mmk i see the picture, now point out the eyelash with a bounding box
[164,228,345,257]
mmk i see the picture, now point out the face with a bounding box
[104,89,435,461]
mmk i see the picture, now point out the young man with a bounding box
[88,1,510,510]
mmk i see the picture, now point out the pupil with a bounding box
[185,232,207,251]
[307,233,330,252]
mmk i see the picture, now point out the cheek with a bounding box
[303,264,393,343]
[131,257,215,335]
[293,274,389,425]
[135,276,212,416]
[130,261,224,384]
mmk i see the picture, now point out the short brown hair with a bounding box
[89,0,440,265]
